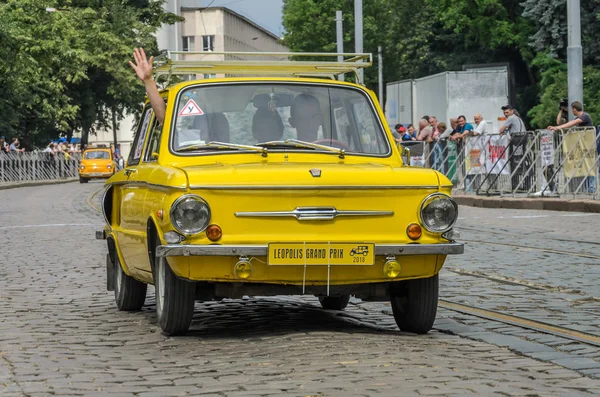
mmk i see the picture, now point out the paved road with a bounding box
[1,181,599,396]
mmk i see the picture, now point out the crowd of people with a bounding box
[391,101,594,145]
[391,105,529,144]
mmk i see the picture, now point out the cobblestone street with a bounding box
[1,182,599,396]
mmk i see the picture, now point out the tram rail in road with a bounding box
[439,299,600,348]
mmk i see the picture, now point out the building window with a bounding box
[182,36,195,52]
[202,35,215,51]
[203,73,216,79]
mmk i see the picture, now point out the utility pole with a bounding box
[378,46,383,107]
[336,11,344,82]
[567,0,583,120]
[354,0,363,84]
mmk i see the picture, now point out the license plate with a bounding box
[268,243,374,266]
[89,173,102,176]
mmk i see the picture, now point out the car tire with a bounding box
[155,257,196,335]
[79,177,88,183]
[390,274,438,334]
[114,254,147,311]
[318,295,350,310]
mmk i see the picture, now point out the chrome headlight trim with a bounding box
[418,193,458,233]
[169,194,211,235]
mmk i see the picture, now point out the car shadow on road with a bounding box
[142,295,404,338]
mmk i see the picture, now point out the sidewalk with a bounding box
[0,178,77,191]
[455,194,600,213]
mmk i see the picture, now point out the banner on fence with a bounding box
[465,135,486,175]
[485,135,510,175]
[540,130,554,167]
[563,128,596,177]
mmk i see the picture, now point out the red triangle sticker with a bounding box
[178,99,204,116]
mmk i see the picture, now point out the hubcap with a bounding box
[156,258,166,316]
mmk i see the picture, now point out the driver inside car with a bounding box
[288,93,323,142]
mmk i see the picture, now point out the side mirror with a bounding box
[398,143,410,166]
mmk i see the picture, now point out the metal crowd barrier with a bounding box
[402,127,600,200]
[0,152,82,183]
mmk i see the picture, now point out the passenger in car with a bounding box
[288,93,323,142]
[129,48,165,125]
[252,107,284,142]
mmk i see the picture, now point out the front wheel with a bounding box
[114,254,147,311]
[79,177,88,183]
[155,257,196,335]
[318,295,350,310]
[391,274,438,334]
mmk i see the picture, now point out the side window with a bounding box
[144,118,162,162]
[128,107,153,166]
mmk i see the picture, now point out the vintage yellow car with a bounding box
[97,52,463,335]
[79,147,116,183]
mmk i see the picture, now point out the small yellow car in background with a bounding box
[97,52,463,335]
[79,147,116,183]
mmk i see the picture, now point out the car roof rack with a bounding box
[152,51,372,85]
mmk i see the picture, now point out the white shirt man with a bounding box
[473,114,490,136]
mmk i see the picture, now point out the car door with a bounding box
[115,106,153,276]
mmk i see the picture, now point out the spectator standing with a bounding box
[548,101,595,193]
[430,116,440,140]
[0,137,8,153]
[402,124,417,141]
[548,101,593,130]
[472,114,490,136]
[453,115,473,140]
[498,105,525,134]
[417,118,433,142]
[9,138,25,153]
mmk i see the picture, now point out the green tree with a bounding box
[0,0,179,148]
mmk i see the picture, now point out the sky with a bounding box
[199,0,285,37]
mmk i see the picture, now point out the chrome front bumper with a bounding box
[156,243,464,258]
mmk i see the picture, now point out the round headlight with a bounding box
[170,195,211,235]
[419,193,458,233]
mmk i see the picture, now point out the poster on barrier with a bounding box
[540,130,554,167]
[465,135,487,175]
[563,128,596,177]
[403,141,426,167]
[485,135,510,174]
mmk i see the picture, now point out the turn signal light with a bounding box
[206,224,222,241]
[407,223,422,240]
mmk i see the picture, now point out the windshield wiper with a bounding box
[283,139,346,159]
[178,141,268,157]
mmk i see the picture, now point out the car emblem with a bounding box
[310,169,321,177]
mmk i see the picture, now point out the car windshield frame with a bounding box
[168,81,392,159]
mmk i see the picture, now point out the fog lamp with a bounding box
[234,258,253,279]
[383,258,401,278]
[406,223,422,240]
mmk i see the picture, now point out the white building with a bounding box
[89,3,287,159]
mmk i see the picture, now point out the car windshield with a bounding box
[84,151,110,160]
[171,83,390,156]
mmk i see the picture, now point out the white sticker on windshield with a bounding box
[179,99,204,116]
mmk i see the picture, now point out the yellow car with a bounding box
[97,52,463,335]
[79,148,116,183]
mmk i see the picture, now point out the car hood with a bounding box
[179,162,440,188]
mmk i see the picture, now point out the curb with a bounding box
[454,195,600,214]
[0,178,78,191]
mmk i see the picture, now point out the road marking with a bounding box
[0,224,102,230]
